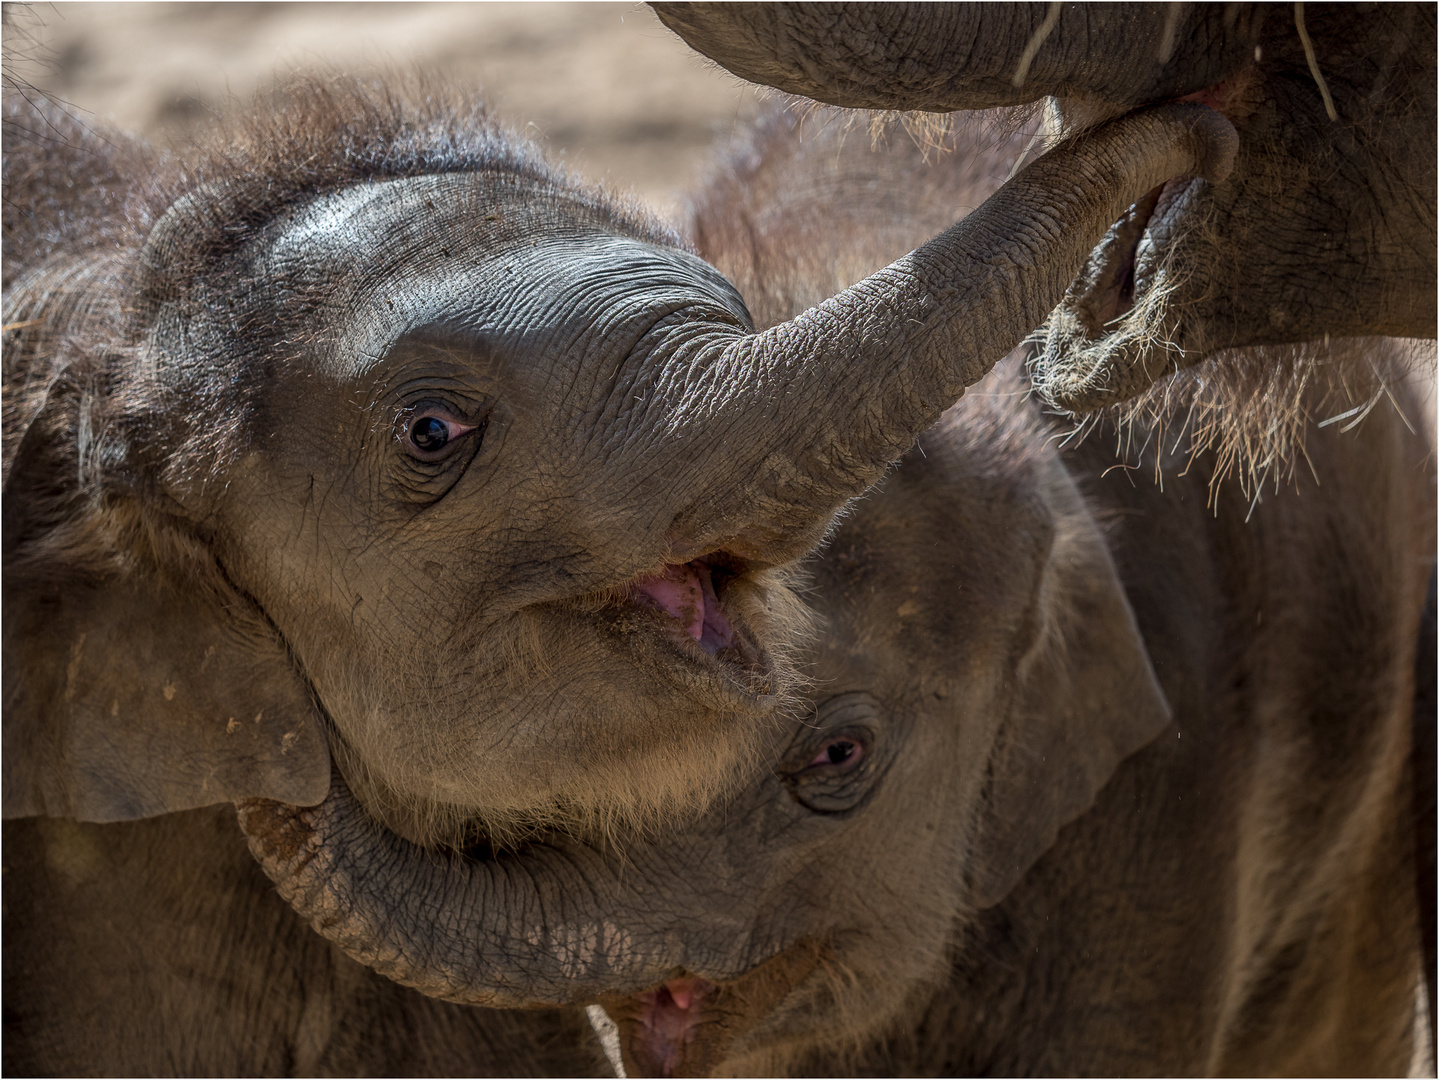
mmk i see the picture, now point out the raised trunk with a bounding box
[654,103,1236,563]
[651,3,1265,112]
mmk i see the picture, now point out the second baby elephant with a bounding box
[245,108,1435,1075]
[250,360,1433,1076]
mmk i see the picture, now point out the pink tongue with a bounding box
[633,977,711,1077]
[635,564,705,641]
[633,562,734,654]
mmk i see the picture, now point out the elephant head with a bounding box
[653,2,1438,410]
[2,80,1228,874]
[236,363,1171,1075]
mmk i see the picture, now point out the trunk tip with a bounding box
[1178,103,1239,185]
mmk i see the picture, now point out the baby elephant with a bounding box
[246,107,1436,1075]
[616,112,1437,1076]
[3,67,1427,1074]
[579,356,1431,1077]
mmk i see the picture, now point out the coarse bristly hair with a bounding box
[1056,335,1436,509]
[689,98,1436,512]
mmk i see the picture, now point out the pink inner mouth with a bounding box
[631,561,735,655]
[634,977,712,1077]
[1176,68,1260,124]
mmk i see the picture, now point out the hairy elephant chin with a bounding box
[312,564,812,851]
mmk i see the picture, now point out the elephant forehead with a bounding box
[261,174,748,380]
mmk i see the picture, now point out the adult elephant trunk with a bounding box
[651,3,1264,113]
[651,103,1236,564]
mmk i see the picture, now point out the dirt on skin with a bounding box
[3,1,768,222]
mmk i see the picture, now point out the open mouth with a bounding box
[622,976,718,1078]
[1082,175,1198,330]
[1072,74,1256,340]
[619,554,778,698]
[598,942,825,1078]
[630,556,739,655]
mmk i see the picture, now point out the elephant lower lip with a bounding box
[1081,173,1199,334]
[621,558,778,700]
[1066,91,1245,340]
[1093,183,1163,327]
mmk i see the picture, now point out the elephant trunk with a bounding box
[237,774,702,1007]
[657,103,1236,564]
[651,2,1264,112]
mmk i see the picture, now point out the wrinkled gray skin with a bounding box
[3,76,1235,1069]
[245,110,1437,1076]
[653,2,1438,410]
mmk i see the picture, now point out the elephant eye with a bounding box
[403,406,480,460]
[808,737,863,770]
[780,692,884,816]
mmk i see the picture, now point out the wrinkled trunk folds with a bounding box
[238,772,780,1007]
[657,102,1236,563]
[239,776,657,1005]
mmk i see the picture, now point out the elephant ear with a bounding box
[2,390,330,822]
[968,458,1170,909]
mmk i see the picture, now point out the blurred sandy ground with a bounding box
[3,1,766,221]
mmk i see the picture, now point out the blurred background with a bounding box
[3,1,767,220]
